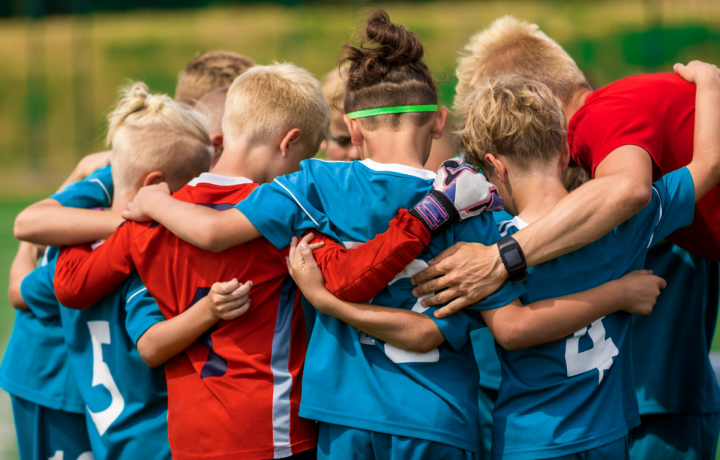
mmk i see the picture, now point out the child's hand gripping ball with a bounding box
[410,159,503,236]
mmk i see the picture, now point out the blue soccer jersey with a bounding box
[0,165,113,413]
[27,253,170,460]
[236,158,524,452]
[633,242,720,415]
[490,167,695,460]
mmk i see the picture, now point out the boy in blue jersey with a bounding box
[120,11,667,460]
[10,83,213,459]
[448,65,720,459]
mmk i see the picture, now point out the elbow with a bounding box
[406,327,444,353]
[7,287,27,310]
[492,323,526,351]
[137,341,165,368]
[618,180,652,218]
[13,212,35,242]
[196,222,227,252]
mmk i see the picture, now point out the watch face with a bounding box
[504,248,523,269]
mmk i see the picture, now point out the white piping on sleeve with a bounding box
[273,179,319,227]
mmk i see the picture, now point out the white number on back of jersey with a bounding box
[49,451,94,460]
[565,317,618,385]
[87,321,125,436]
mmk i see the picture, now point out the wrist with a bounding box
[489,246,509,283]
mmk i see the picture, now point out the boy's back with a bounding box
[59,172,318,459]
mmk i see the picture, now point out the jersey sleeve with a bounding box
[123,273,164,345]
[311,209,432,303]
[54,222,137,309]
[234,168,340,249]
[422,307,485,351]
[645,167,696,245]
[50,165,113,209]
[20,260,61,320]
[570,97,664,178]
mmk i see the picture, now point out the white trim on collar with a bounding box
[509,216,529,230]
[359,159,436,181]
[499,216,529,237]
[187,173,254,187]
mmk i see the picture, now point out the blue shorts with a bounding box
[544,436,629,460]
[11,395,92,460]
[629,412,720,460]
[317,423,476,460]
[478,387,497,460]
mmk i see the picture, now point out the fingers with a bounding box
[426,243,462,268]
[307,242,326,251]
[298,240,320,270]
[656,275,667,289]
[433,296,468,319]
[411,264,446,286]
[213,278,241,295]
[412,275,452,297]
[221,299,251,320]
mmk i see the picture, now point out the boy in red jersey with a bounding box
[53,63,436,460]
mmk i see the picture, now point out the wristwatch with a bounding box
[497,236,528,283]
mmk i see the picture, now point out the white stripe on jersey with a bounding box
[498,216,528,237]
[359,158,436,180]
[126,287,147,304]
[187,173,253,187]
[89,178,112,205]
[647,186,662,248]
[273,179,320,227]
[270,278,295,458]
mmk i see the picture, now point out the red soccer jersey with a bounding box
[568,72,720,260]
[54,173,430,460]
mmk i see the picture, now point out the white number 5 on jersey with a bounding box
[565,317,619,385]
[87,321,125,435]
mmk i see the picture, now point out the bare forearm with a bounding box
[137,297,218,367]
[310,291,444,353]
[8,242,38,310]
[687,71,720,201]
[15,200,122,246]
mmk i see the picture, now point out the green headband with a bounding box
[347,104,438,119]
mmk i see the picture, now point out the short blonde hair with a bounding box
[321,65,349,113]
[455,75,567,171]
[175,51,255,106]
[107,82,213,192]
[455,16,590,108]
[222,63,330,153]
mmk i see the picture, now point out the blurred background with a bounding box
[0,0,719,457]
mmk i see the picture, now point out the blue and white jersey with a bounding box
[236,158,524,452]
[0,165,113,413]
[27,254,169,460]
[633,242,720,415]
[490,167,695,460]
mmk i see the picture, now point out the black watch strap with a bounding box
[497,236,528,283]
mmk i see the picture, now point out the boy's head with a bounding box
[196,86,229,167]
[222,63,330,180]
[107,82,213,199]
[175,51,255,106]
[455,75,568,214]
[320,66,359,161]
[455,16,590,109]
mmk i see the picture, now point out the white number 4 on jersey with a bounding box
[565,317,619,385]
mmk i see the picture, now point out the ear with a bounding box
[143,171,165,187]
[211,133,224,151]
[344,115,364,147]
[560,143,571,171]
[431,107,448,139]
[319,140,328,152]
[279,128,302,158]
[484,154,508,183]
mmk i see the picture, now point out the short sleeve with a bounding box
[20,260,61,320]
[123,273,164,345]
[422,307,485,351]
[50,165,113,209]
[647,167,696,245]
[234,167,339,249]
[569,97,664,179]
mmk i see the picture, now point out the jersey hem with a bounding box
[0,377,85,414]
[169,436,317,460]
[300,406,476,452]
[491,425,627,460]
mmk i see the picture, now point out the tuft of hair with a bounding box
[222,63,330,155]
[196,86,229,136]
[562,164,590,192]
[455,16,590,108]
[341,9,438,131]
[455,75,567,172]
[175,50,255,106]
[107,82,213,192]
[322,65,349,114]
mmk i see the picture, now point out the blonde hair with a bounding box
[321,65,349,113]
[196,86,229,136]
[107,82,213,192]
[455,16,590,108]
[175,51,255,106]
[222,63,330,153]
[455,75,567,171]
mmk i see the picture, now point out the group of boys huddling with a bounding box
[4,8,720,460]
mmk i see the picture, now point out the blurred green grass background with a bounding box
[0,0,720,457]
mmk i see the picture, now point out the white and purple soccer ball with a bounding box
[433,159,504,219]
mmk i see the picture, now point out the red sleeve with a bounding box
[54,222,138,309]
[311,209,431,303]
[569,96,664,179]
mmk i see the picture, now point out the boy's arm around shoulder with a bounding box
[8,242,41,310]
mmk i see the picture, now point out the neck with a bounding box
[210,137,271,183]
[110,191,134,213]
[357,127,431,169]
[510,169,568,225]
[564,88,593,122]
